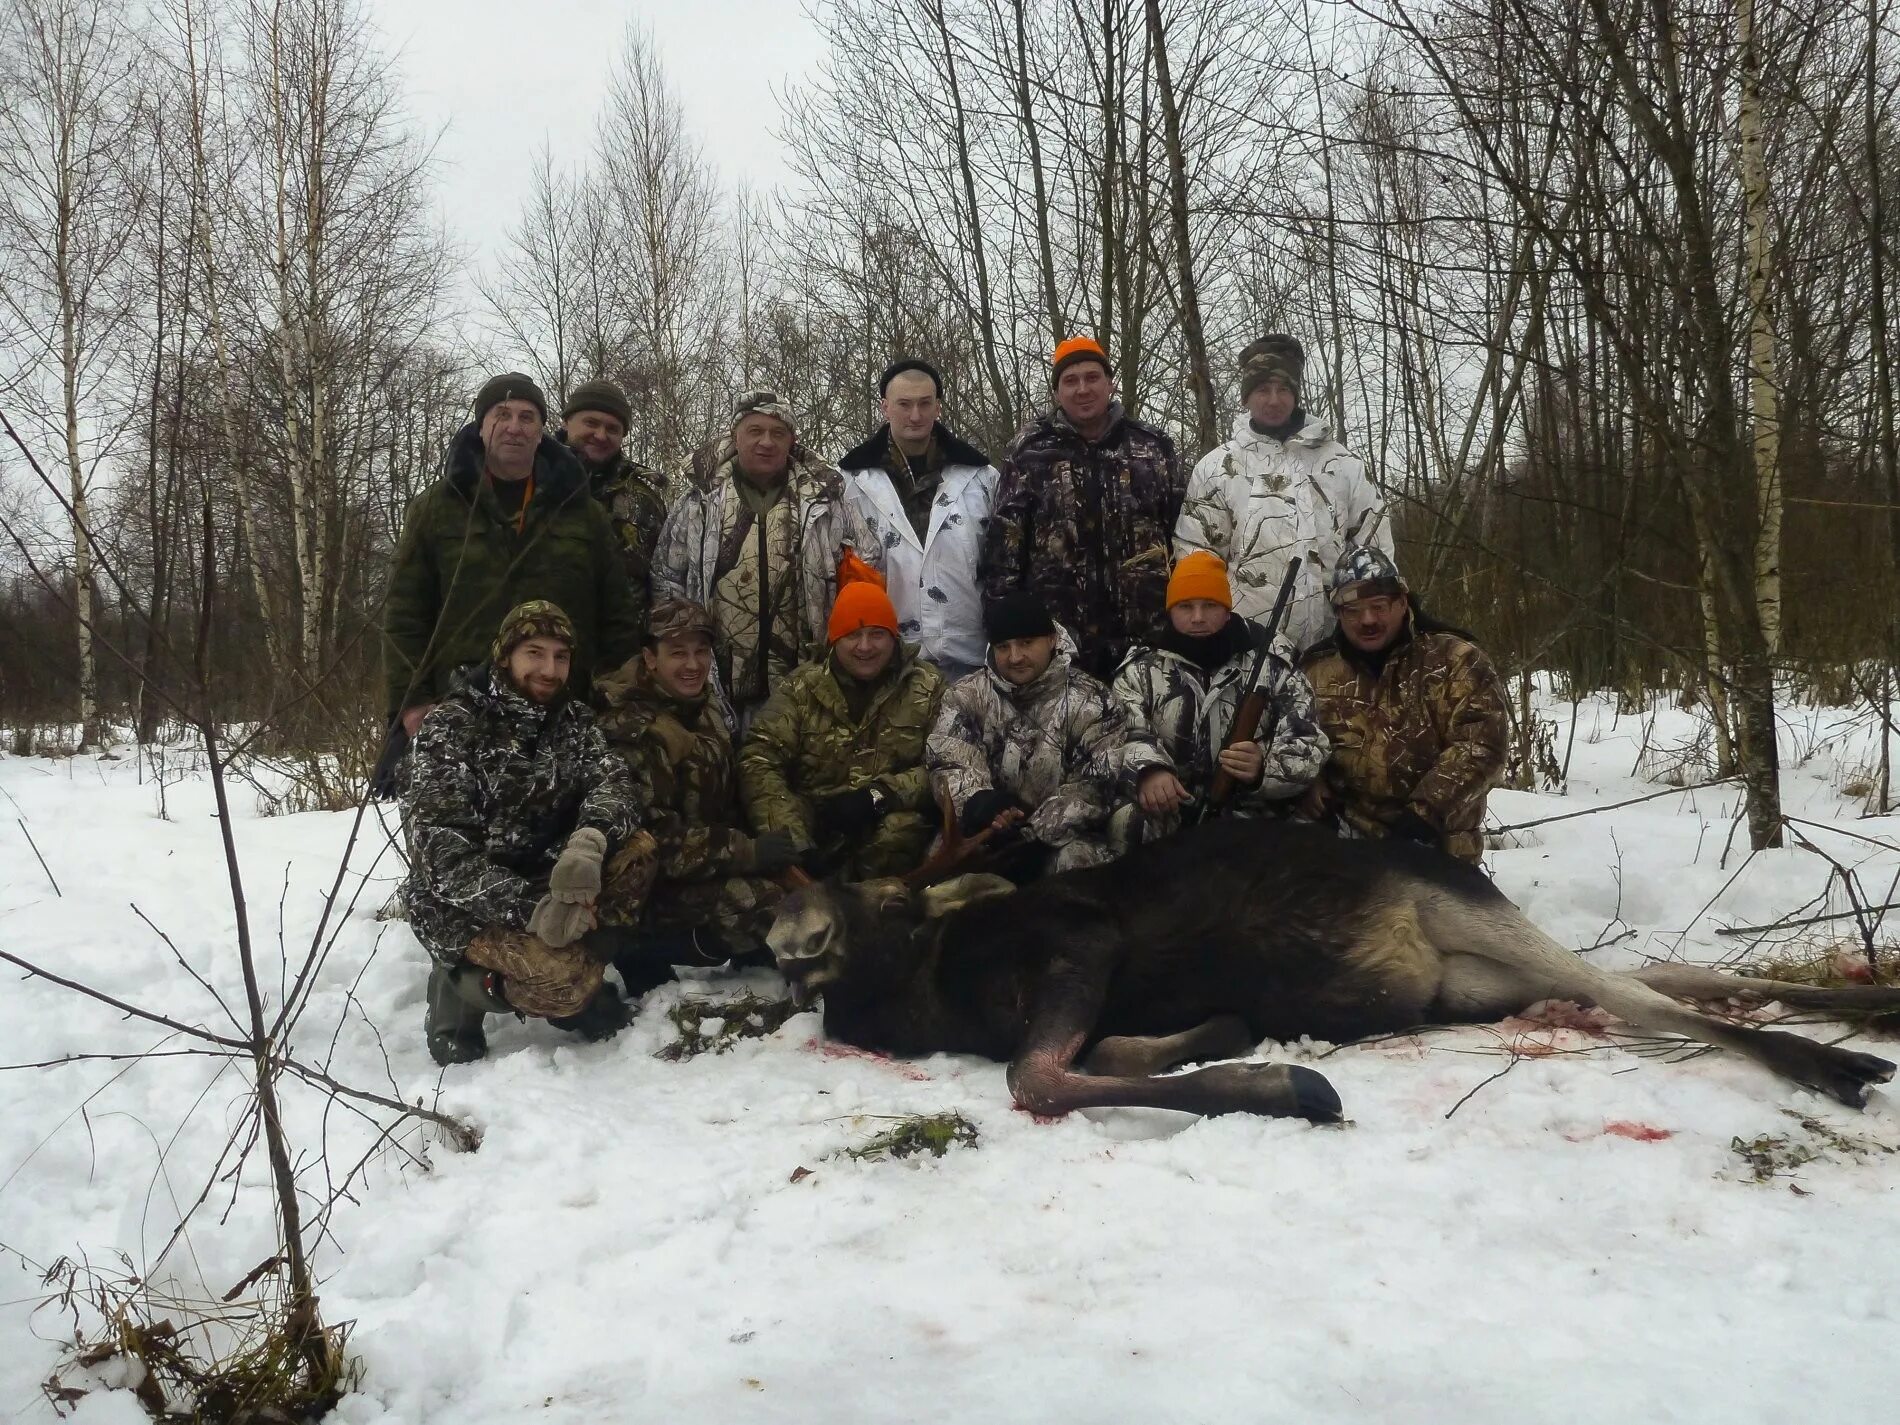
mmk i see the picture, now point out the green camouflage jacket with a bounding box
[594,655,757,882]
[582,448,673,603]
[401,663,644,963]
[737,645,945,849]
[1300,617,1508,863]
[382,426,646,716]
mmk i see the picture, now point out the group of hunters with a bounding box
[379,334,1511,1066]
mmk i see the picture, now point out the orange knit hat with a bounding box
[1050,335,1112,384]
[828,552,900,643]
[1166,551,1233,610]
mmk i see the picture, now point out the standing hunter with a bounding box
[1174,335,1391,654]
[592,599,803,997]
[838,358,998,683]
[377,373,644,792]
[1299,546,1509,865]
[403,601,651,1065]
[559,377,673,604]
[652,390,879,730]
[1111,551,1329,849]
[980,337,1185,682]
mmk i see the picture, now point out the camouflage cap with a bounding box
[647,597,716,645]
[1329,545,1408,606]
[1239,334,1304,401]
[731,389,796,432]
[491,600,577,663]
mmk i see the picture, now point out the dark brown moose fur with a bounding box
[765,819,1900,1121]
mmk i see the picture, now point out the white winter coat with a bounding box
[839,425,999,675]
[1174,413,1392,653]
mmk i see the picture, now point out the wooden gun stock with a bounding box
[1204,687,1270,811]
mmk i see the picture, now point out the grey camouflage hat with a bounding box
[647,597,716,644]
[731,389,796,431]
[1238,335,1304,400]
[1329,545,1408,606]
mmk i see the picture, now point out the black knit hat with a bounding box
[473,372,548,425]
[562,378,632,429]
[984,593,1057,645]
[879,358,943,397]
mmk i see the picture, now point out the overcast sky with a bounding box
[374,0,824,307]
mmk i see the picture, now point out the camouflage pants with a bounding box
[645,874,787,942]
[464,928,604,1018]
[595,830,662,927]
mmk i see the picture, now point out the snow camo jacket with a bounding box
[927,634,1131,849]
[739,646,945,851]
[1174,412,1390,654]
[594,656,757,885]
[1111,632,1330,828]
[401,664,643,963]
[1300,624,1509,864]
[980,403,1184,682]
[652,442,879,714]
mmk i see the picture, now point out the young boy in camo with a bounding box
[1111,551,1329,848]
[592,599,804,995]
[1298,546,1509,864]
[402,600,654,1065]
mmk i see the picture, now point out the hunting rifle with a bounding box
[1197,557,1302,823]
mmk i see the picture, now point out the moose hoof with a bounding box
[1190,1061,1342,1122]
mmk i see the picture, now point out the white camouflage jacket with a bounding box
[926,630,1129,850]
[1174,412,1391,653]
[1111,622,1330,835]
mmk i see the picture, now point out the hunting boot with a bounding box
[548,982,633,1043]
[425,961,508,1067]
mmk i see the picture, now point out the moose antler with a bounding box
[903,789,1019,889]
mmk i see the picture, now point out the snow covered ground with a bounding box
[3,691,1897,1423]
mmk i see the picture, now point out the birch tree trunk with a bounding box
[1736,0,1782,659]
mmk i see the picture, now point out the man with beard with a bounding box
[739,570,945,879]
[979,337,1184,681]
[560,378,672,604]
[402,602,653,1065]
[378,373,643,794]
[838,358,998,683]
[1299,546,1509,864]
[653,390,879,729]
[1110,551,1329,848]
[591,599,804,996]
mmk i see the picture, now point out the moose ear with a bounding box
[919,873,1016,919]
[873,880,915,917]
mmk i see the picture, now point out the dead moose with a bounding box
[765,817,1900,1120]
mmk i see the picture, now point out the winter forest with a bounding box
[4,0,1900,1419]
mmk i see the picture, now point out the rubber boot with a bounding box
[425,961,503,1066]
[549,982,633,1043]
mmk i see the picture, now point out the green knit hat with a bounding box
[562,378,632,429]
[473,372,548,425]
[491,600,577,663]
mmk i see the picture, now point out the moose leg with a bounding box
[1624,962,1900,1015]
[1084,1016,1258,1077]
[1420,891,1895,1108]
[1006,952,1341,1122]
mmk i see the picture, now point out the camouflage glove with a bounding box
[527,827,608,948]
[748,829,803,876]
